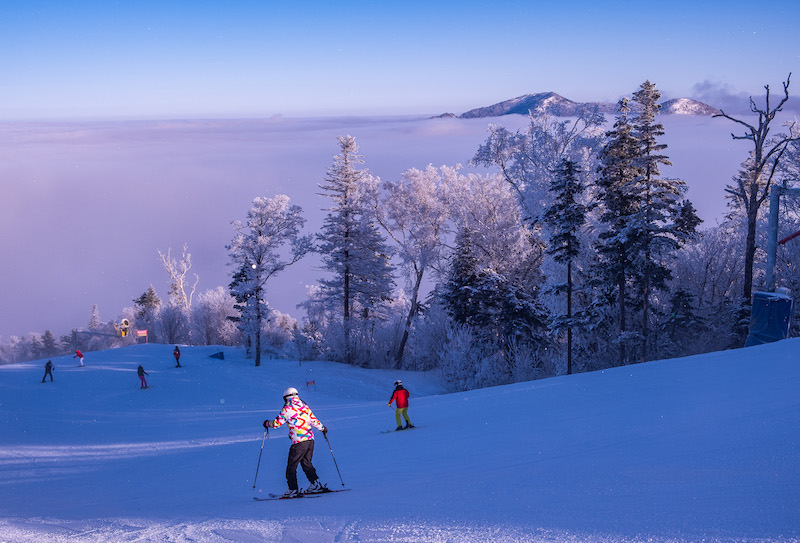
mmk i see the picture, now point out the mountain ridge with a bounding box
[434,91,720,119]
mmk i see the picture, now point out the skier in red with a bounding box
[74,350,85,367]
[173,346,182,367]
[388,380,414,431]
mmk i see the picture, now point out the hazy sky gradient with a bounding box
[1,1,798,119]
[1,1,799,340]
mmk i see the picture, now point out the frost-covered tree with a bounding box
[88,305,101,330]
[543,158,587,374]
[158,304,188,344]
[472,107,605,224]
[192,287,238,346]
[375,164,454,367]
[714,74,800,302]
[228,194,311,366]
[440,171,547,353]
[316,135,395,364]
[158,244,199,313]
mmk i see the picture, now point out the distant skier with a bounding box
[173,346,182,367]
[137,365,149,389]
[388,380,414,431]
[41,360,54,383]
[74,350,84,367]
[263,387,328,498]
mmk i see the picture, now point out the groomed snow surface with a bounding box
[1,340,798,543]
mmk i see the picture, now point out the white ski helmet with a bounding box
[283,387,299,399]
[394,380,402,386]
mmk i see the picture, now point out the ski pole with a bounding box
[324,434,345,487]
[252,427,267,489]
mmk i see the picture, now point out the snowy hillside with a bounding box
[1,341,798,542]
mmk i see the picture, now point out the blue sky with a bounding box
[1,1,798,120]
[1,1,799,339]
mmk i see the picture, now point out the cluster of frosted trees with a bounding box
[5,79,799,391]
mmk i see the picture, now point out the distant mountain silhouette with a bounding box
[434,92,719,119]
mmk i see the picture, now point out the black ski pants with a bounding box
[286,439,318,490]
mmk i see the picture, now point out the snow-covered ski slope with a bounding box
[1,341,798,542]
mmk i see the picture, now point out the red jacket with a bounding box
[389,387,410,409]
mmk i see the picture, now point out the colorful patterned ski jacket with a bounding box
[268,397,324,443]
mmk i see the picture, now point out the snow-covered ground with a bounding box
[1,340,798,542]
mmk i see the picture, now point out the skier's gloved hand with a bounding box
[322,426,328,436]
[263,420,270,429]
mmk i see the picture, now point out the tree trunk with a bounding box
[395,268,425,369]
[254,291,262,367]
[567,260,573,375]
[743,183,759,303]
[618,263,627,366]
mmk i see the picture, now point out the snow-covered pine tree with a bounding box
[316,135,395,365]
[658,288,708,358]
[629,80,701,362]
[227,195,311,367]
[594,98,643,366]
[88,305,101,330]
[41,330,58,357]
[441,227,482,326]
[441,226,545,353]
[133,286,162,342]
[543,158,587,374]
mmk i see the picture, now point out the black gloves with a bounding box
[322,426,328,436]
[263,420,270,429]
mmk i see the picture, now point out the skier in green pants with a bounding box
[388,380,414,431]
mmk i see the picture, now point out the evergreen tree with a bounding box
[629,80,700,362]
[543,158,587,374]
[29,336,43,360]
[595,85,701,365]
[442,227,544,349]
[594,97,643,365]
[441,228,482,326]
[88,304,102,330]
[41,330,58,357]
[133,286,162,342]
[658,288,707,358]
[316,135,395,364]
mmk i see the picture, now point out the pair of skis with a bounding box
[254,488,350,501]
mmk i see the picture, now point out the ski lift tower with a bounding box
[746,185,800,346]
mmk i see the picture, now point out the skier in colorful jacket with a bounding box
[388,380,414,430]
[263,387,328,497]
